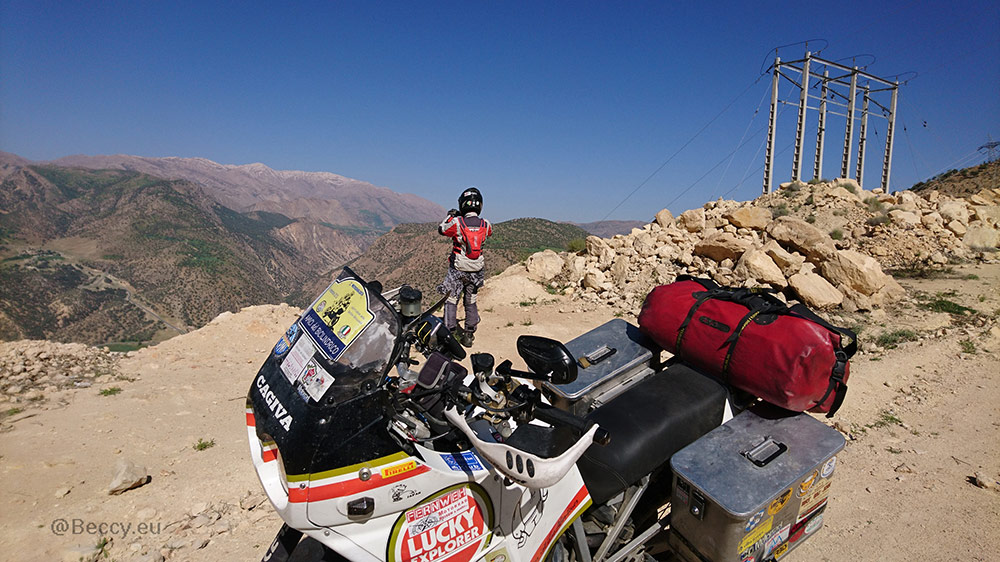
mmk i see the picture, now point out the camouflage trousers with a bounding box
[437,267,485,332]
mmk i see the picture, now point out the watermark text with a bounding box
[50,518,161,539]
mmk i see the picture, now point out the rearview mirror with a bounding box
[516,336,578,385]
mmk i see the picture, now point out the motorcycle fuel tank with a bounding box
[668,407,844,562]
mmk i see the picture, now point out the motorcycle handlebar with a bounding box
[534,404,611,446]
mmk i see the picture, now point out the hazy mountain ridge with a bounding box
[46,153,446,229]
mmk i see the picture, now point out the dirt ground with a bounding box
[1,263,998,562]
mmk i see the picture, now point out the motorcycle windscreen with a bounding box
[250,267,402,480]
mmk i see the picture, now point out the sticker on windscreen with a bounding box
[300,359,335,402]
[280,328,314,384]
[301,279,375,360]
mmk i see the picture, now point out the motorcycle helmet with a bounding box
[458,187,483,215]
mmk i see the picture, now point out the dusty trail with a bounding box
[0,264,998,562]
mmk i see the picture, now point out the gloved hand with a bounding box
[447,208,460,217]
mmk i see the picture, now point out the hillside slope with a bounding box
[344,218,590,298]
[46,153,445,229]
[0,165,313,343]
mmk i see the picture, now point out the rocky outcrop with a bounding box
[528,180,1000,314]
[0,340,124,407]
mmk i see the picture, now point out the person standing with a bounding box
[437,187,492,347]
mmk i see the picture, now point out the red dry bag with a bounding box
[637,276,856,417]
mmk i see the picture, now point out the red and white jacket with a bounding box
[439,213,492,272]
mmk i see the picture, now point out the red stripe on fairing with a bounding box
[246,412,256,427]
[287,465,432,503]
[531,486,590,562]
[261,447,278,462]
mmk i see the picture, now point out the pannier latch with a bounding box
[690,490,707,520]
[744,437,787,467]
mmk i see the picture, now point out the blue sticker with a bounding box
[745,508,766,532]
[273,323,300,357]
[441,451,485,472]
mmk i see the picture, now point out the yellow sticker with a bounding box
[768,488,792,515]
[774,542,789,559]
[304,279,375,359]
[797,470,819,497]
[739,515,773,553]
[381,460,417,479]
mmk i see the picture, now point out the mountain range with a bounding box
[0,152,599,345]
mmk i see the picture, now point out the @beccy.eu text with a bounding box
[51,518,161,538]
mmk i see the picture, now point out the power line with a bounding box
[598,77,764,221]
[711,85,771,200]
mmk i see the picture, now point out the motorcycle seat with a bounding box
[577,362,727,505]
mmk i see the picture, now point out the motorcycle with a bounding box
[247,267,844,562]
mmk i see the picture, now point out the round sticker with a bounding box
[797,471,818,497]
[387,484,493,562]
[805,513,824,534]
[768,488,792,515]
[821,456,836,479]
[745,508,766,532]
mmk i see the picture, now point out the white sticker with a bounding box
[821,456,836,478]
[280,329,315,384]
[404,488,471,535]
[805,513,824,534]
[300,359,335,402]
[764,524,791,557]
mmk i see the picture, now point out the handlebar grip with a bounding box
[534,404,610,446]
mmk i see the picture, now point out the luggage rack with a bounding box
[542,319,662,415]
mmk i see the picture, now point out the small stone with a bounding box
[973,472,994,489]
[108,458,150,495]
[894,464,915,474]
[54,487,72,498]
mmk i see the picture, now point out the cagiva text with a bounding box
[256,374,294,431]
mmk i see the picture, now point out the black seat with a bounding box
[577,363,727,505]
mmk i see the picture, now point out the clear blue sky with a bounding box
[2,1,997,222]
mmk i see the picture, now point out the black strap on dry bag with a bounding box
[675,277,857,417]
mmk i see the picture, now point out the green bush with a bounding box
[875,329,918,348]
[566,238,586,253]
[830,228,844,240]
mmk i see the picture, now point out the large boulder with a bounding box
[654,208,675,228]
[788,272,844,309]
[693,232,752,262]
[583,269,607,290]
[888,209,921,226]
[677,208,706,233]
[610,256,630,285]
[525,249,565,281]
[938,200,970,225]
[586,235,616,267]
[765,216,837,261]
[734,249,786,287]
[963,225,1000,249]
[724,206,772,230]
[820,250,889,296]
[762,240,805,276]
